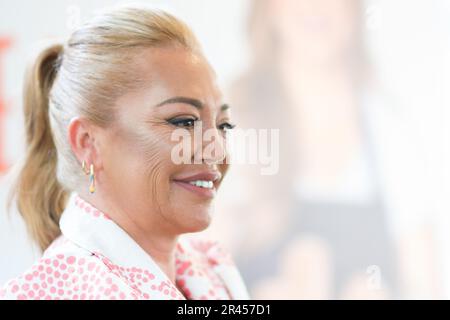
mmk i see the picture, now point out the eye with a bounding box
[168,117,198,128]
[218,122,236,131]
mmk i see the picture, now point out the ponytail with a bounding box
[7,7,202,252]
[9,43,69,251]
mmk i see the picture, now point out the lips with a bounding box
[172,171,222,199]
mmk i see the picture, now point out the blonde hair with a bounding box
[9,6,200,251]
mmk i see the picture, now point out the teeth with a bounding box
[189,180,214,189]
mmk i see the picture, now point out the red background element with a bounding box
[0,37,12,174]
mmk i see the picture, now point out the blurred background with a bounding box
[1,0,450,299]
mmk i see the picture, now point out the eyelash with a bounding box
[168,117,198,128]
[167,117,236,131]
[218,122,236,131]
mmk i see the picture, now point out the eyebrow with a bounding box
[155,96,230,111]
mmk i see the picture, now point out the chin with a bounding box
[179,211,212,233]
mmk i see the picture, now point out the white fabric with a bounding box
[0,192,250,300]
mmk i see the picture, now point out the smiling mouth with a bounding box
[173,180,216,198]
[187,180,214,189]
[172,171,221,199]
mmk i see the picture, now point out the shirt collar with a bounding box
[59,192,236,300]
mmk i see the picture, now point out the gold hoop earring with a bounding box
[89,164,95,194]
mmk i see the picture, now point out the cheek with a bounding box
[105,124,176,201]
[133,130,175,196]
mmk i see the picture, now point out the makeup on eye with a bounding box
[167,116,236,131]
[159,96,234,130]
[167,116,199,128]
[218,121,236,131]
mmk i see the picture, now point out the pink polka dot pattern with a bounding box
[74,195,112,221]
[0,252,140,300]
[0,238,238,300]
[91,252,185,300]
[190,239,235,267]
[1,193,249,300]
[175,239,232,300]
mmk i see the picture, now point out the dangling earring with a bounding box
[89,164,95,194]
[81,160,89,175]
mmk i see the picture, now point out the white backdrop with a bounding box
[0,0,251,285]
[1,0,450,299]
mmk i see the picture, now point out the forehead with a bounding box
[133,46,223,104]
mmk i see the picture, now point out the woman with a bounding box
[0,6,249,300]
[226,0,398,298]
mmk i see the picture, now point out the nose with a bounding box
[192,122,227,165]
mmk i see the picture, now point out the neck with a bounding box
[78,189,179,285]
[129,227,179,285]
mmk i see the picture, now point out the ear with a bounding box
[67,116,103,172]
